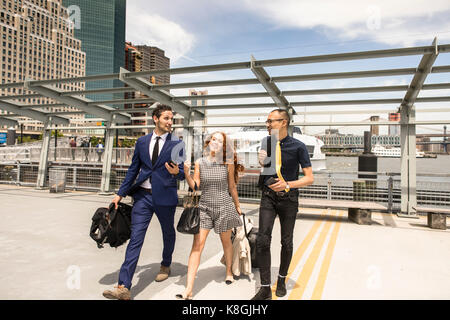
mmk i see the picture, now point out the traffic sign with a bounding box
[0,133,6,144]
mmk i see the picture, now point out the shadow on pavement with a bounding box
[99,262,188,299]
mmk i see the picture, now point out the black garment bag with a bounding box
[90,202,132,248]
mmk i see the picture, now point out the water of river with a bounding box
[326,154,450,176]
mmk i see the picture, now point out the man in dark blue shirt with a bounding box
[251,109,314,300]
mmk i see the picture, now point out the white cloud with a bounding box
[241,0,450,46]
[126,6,195,63]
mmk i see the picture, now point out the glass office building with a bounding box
[62,0,126,105]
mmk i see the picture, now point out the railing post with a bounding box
[327,172,332,200]
[388,174,394,213]
[73,167,77,190]
[17,163,21,185]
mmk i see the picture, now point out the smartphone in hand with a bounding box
[168,160,177,168]
[265,177,278,186]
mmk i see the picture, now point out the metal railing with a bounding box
[1,163,449,211]
[0,146,135,165]
[45,147,135,164]
[0,146,41,162]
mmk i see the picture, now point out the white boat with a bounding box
[371,144,425,158]
[229,126,327,172]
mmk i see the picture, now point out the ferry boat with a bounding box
[229,126,327,172]
[371,144,425,158]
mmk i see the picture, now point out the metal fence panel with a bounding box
[1,162,449,210]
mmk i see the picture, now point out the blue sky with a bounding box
[126,0,450,135]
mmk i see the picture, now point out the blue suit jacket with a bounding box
[117,132,185,207]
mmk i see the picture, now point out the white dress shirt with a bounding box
[140,131,169,189]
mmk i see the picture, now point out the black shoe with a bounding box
[275,277,287,297]
[251,287,272,300]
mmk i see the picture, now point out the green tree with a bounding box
[121,138,136,148]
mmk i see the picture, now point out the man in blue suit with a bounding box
[103,104,185,300]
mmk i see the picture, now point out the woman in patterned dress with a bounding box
[176,132,244,300]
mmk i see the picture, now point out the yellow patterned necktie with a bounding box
[275,140,289,192]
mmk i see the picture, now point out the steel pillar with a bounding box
[400,106,417,215]
[399,38,439,216]
[36,119,52,189]
[99,122,114,194]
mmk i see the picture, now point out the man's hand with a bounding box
[165,161,180,176]
[268,179,288,192]
[258,149,268,167]
[112,195,123,210]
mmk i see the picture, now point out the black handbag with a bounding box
[177,183,200,234]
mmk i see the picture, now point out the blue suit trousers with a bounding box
[118,188,176,289]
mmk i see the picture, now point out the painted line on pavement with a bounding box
[288,210,336,300]
[272,209,326,299]
[311,210,345,300]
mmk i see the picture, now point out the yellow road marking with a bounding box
[288,210,336,300]
[311,210,345,300]
[272,209,326,299]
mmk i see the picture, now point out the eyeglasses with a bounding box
[265,118,286,125]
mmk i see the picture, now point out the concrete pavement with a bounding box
[0,185,449,300]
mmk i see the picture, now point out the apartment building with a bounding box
[0,0,86,132]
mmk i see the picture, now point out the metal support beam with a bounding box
[250,55,290,109]
[88,97,155,106]
[0,99,69,125]
[255,44,450,67]
[118,68,203,119]
[0,116,18,127]
[99,122,115,194]
[250,54,295,134]
[21,104,68,109]
[188,96,450,110]
[36,119,52,189]
[60,86,134,97]
[128,65,450,91]
[47,119,450,130]
[399,38,439,216]
[24,82,131,123]
[31,82,450,108]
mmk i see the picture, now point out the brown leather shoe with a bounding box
[155,265,170,282]
[102,284,131,300]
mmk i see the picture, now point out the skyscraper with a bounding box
[62,0,126,103]
[134,45,170,85]
[124,41,144,135]
[0,0,86,132]
[123,41,171,136]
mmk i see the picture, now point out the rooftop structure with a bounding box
[0,38,449,216]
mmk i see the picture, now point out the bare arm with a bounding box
[289,166,314,188]
[183,160,201,190]
[227,164,242,215]
[269,166,314,192]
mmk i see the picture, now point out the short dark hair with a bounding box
[152,104,173,119]
[270,108,290,126]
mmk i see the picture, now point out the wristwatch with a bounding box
[285,182,290,192]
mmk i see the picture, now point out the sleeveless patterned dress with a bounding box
[198,157,242,234]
